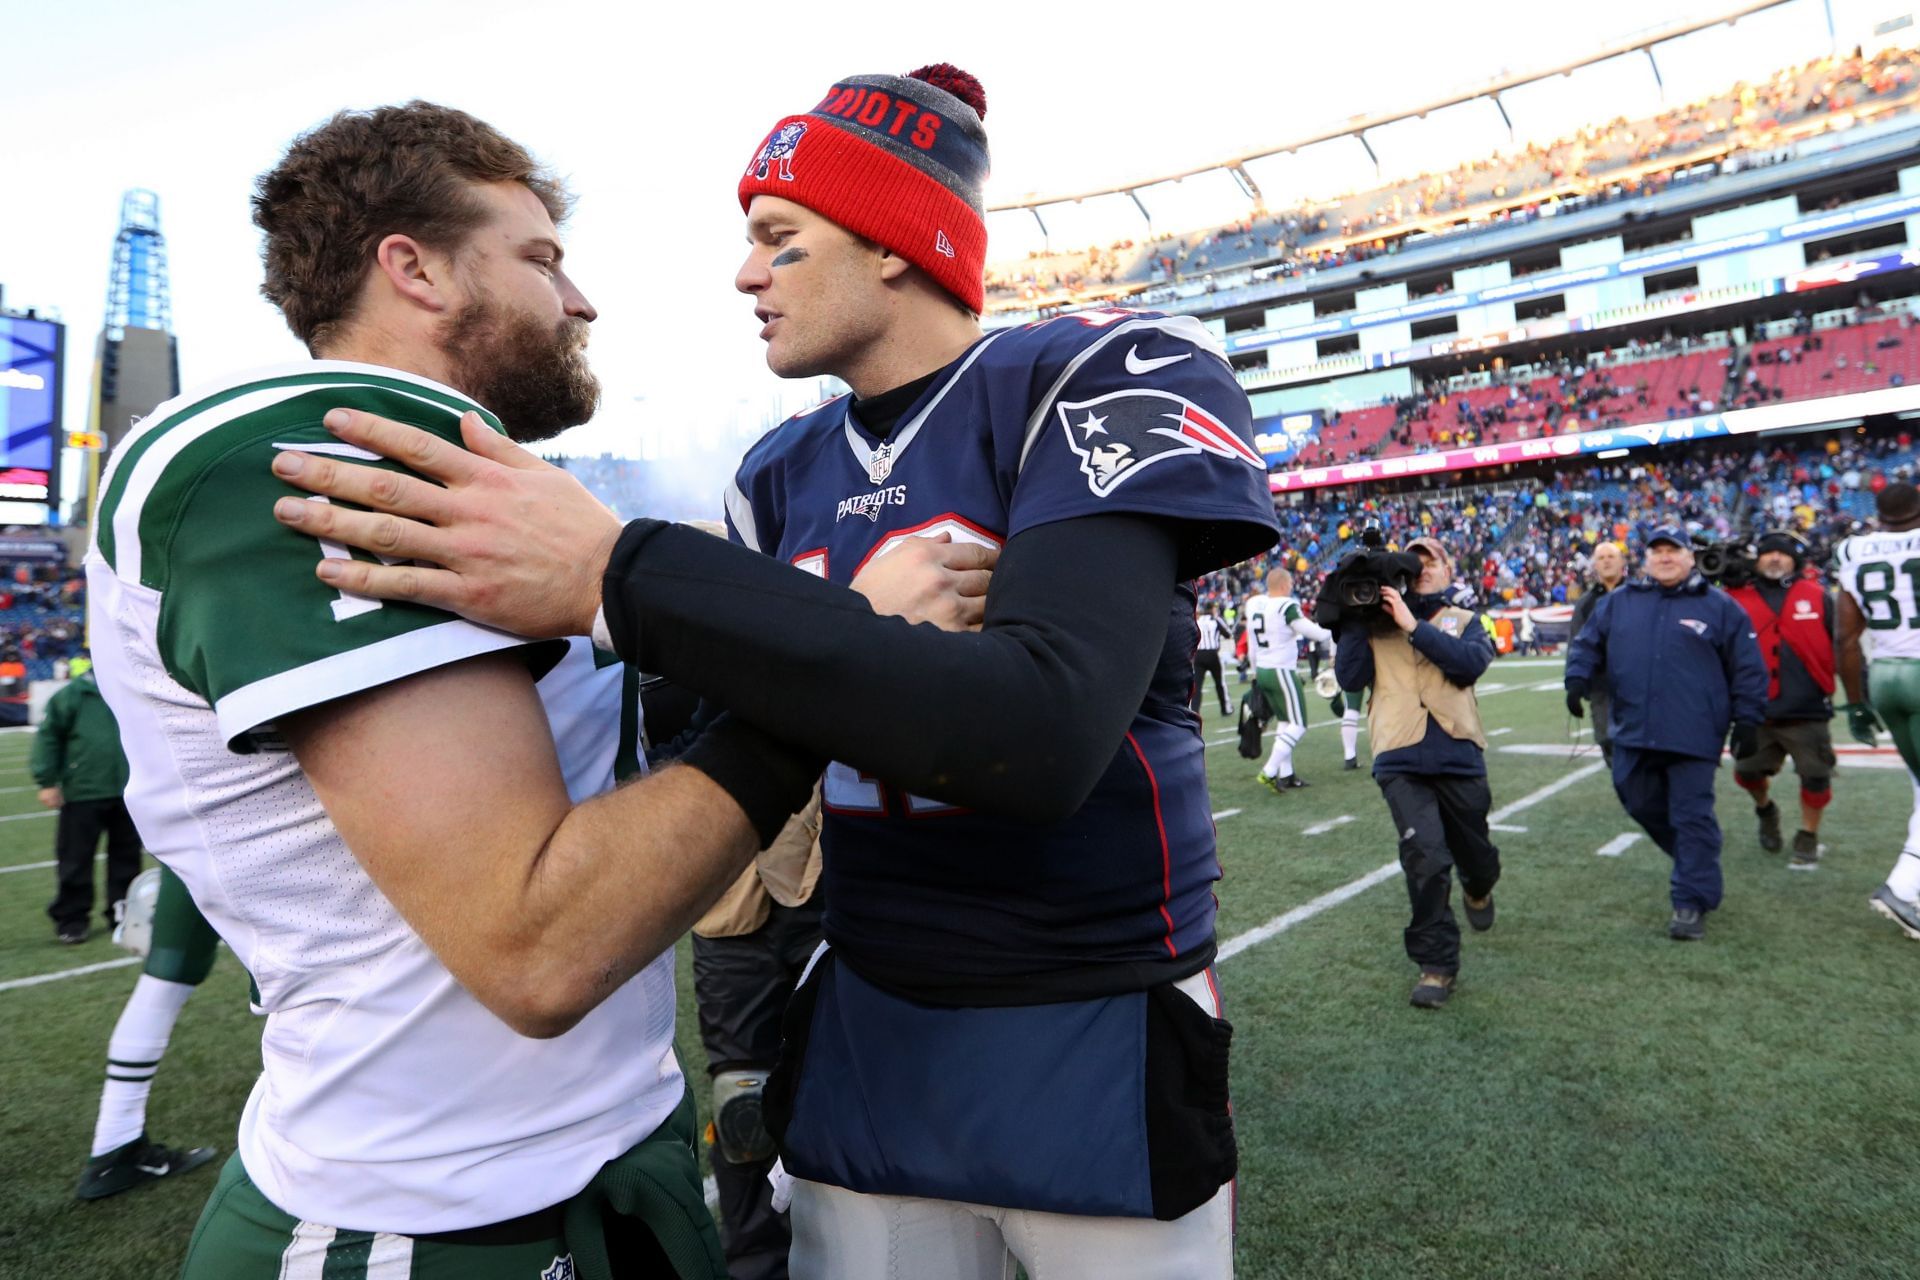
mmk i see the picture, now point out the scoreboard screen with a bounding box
[0,313,62,504]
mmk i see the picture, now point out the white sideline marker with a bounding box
[0,859,56,875]
[1303,815,1355,836]
[1596,833,1641,858]
[1219,760,1608,964]
[0,957,139,992]
[1489,824,1529,834]
[1212,809,1243,821]
[1486,727,1512,737]
[0,810,54,824]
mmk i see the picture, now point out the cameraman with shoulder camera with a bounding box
[1565,528,1767,941]
[1724,531,1838,869]
[1332,536,1498,1009]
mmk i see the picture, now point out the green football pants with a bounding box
[1871,658,1920,783]
[1255,668,1306,727]
[147,864,220,986]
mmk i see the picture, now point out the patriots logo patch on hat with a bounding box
[748,122,807,182]
[1056,388,1265,497]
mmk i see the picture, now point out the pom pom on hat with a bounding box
[906,63,986,119]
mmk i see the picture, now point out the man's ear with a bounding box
[875,246,913,284]
[372,233,456,315]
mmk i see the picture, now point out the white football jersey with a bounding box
[1245,593,1327,669]
[1837,528,1920,659]
[86,362,682,1234]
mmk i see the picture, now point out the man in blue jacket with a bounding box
[1335,537,1499,1008]
[1565,527,1768,940]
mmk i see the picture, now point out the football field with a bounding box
[2,661,1917,1279]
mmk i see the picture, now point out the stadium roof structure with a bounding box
[991,0,1823,234]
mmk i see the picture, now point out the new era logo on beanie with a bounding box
[740,63,990,313]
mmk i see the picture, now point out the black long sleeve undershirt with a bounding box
[602,513,1182,824]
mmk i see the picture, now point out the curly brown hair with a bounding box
[253,101,571,351]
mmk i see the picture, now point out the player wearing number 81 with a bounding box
[1834,483,1920,941]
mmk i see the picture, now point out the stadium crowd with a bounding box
[1200,430,1920,621]
[985,46,1920,311]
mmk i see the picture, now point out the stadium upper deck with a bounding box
[984,42,1920,316]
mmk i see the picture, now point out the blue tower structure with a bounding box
[94,189,180,452]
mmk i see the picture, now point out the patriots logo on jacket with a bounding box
[748,122,807,182]
[1056,388,1265,497]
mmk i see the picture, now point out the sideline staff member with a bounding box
[1571,542,1628,764]
[1726,531,1837,869]
[1566,527,1767,940]
[1334,537,1498,1009]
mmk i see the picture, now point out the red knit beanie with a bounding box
[740,64,990,313]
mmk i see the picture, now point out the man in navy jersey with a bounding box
[268,63,1278,1279]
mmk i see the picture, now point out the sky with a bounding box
[2,0,1902,517]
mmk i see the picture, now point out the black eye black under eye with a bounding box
[770,247,809,268]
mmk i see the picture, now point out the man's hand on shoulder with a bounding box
[270,409,621,638]
[850,533,997,632]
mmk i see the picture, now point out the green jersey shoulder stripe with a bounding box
[96,361,496,572]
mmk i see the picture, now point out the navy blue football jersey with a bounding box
[726,309,1279,987]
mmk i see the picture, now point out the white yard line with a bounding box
[1596,833,1642,858]
[1303,815,1356,836]
[0,860,55,875]
[1488,823,1529,833]
[1212,809,1243,821]
[1218,760,1608,964]
[1486,727,1512,737]
[0,810,54,824]
[0,957,139,993]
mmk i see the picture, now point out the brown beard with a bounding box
[438,299,600,443]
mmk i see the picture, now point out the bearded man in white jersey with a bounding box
[1835,482,1920,941]
[1244,568,1333,791]
[86,102,983,1279]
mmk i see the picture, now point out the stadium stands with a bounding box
[985,45,1920,312]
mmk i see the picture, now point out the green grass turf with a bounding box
[1,662,1917,1278]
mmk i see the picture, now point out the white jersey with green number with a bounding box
[1245,592,1331,670]
[1837,528,1920,659]
[84,361,681,1235]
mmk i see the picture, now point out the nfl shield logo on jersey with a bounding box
[540,1256,576,1280]
[1056,388,1266,497]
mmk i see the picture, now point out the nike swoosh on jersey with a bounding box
[1124,346,1192,376]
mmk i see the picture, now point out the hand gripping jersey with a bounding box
[728,311,1277,1217]
[1837,528,1920,659]
[1245,592,1322,670]
[85,362,680,1235]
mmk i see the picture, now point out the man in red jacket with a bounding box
[1726,531,1837,869]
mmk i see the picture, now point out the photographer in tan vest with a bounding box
[1332,537,1499,1009]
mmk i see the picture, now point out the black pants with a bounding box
[1190,649,1229,714]
[47,797,142,930]
[1592,688,1615,766]
[1377,773,1500,974]
[692,897,825,1280]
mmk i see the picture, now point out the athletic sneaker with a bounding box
[1868,883,1920,941]
[1755,801,1783,853]
[1222,700,1234,716]
[1464,892,1495,933]
[1410,971,1455,1009]
[75,1134,218,1201]
[1788,831,1822,871]
[55,921,89,945]
[1255,773,1281,795]
[1668,907,1706,941]
[1343,757,1360,771]
[1277,775,1310,789]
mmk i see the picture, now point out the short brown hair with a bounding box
[253,101,570,350]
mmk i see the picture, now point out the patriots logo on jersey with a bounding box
[1055,388,1265,497]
